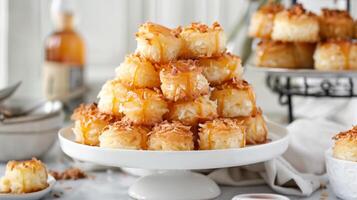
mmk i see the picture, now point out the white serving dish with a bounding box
[325,148,357,200]
[0,175,56,200]
[59,120,289,200]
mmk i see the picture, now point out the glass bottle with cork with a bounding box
[43,0,86,112]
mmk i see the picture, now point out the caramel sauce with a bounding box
[340,42,350,69]
[214,32,219,54]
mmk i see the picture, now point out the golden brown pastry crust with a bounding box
[0,158,48,194]
[319,9,354,40]
[99,121,149,150]
[167,95,218,126]
[255,40,315,68]
[235,108,268,145]
[160,60,209,102]
[249,3,284,39]
[211,80,257,118]
[198,118,246,150]
[71,103,120,146]
[115,54,160,88]
[136,22,182,63]
[197,52,243,85]
[314,39,357,70]
[333,126,357,162]
[272,4,319,42]
[147,121,194,151]
[179,22,226,58]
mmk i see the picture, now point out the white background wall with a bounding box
[1,0,356,119]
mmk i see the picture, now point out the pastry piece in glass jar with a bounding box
[160,60,209,102]
[272,4,319,42]
[115,54,160,88]
[179,22,226,58]
[148,121,194,151]
[249,2,284,39]
[236,108,268,145]
[314,40,357,70]
[333,126,357,162]
[0,158,48,194]
[99,120,149,150]
[198,118,246,150]
[319,9,354,40]
[167,95,218,126]
[197,52,243,85]
[255,40,315,68]
[71,103,120,146]
[211,80,256,118]
[135,22,182,63]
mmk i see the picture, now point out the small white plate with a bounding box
[0,175,56,200]
[232,193,290,200]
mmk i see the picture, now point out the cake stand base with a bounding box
[128,170,221,200]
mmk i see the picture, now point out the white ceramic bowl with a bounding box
[0,107,64,161]
[325,148,357,200]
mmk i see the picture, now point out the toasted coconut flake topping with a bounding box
[71,103,119,123]
[150,121,192,136]
[7,158,45,171]
[259,3,284,14]
[216,79,252,90]
[321,9,352,19]
[136,22,179,38]
[184,22,223,33]
[287,3,316,17]
[333,126,357,140]
[200,118,243,130]
[106,120,149,132]
[162,60,202,74]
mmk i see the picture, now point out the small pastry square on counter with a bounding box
[0,158,48,194]
[333,126,357,162]
[272,4,319,42]
[198,118,246,150]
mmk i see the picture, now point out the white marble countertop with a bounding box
[0,142,338,200]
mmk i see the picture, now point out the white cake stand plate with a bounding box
[58,120,289,200]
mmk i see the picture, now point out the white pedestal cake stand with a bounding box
[58,121,289,200]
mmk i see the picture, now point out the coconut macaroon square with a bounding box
[197,52,243,85]
[272,4,319,42]
[255,40,315,68]
[159,60,209,102]
[314,40,357,70]
[147,121,194,151]
[0,158,48,194]
[333,126,357,162]
[135,22,182,63]
[115,54,160,88]
[71,103,120,146]
[99,121,149,150]
[211,79,257,118]
[248,3,284,39]
[167,95,218,126]
[179,22,226,58]
[198,118,246,150]
[319,9,354,40]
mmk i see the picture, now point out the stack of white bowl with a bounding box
[0,101,64,161]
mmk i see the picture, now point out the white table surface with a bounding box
[0,142,338,200]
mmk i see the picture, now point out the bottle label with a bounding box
[43,61,85,101]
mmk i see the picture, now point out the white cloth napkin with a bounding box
[208,99,357,196]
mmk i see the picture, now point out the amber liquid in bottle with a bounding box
[43,13,85,111]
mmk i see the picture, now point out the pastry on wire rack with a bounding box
[135,22,182,63]
[319,9,354,40]
[147,121,194,151]
[198,118,246,150]
[211,79,256,118]
[255,40,315,68]
[197,52,243,85]
[272,4,319,42]
[314,39,357,70]
[248,2,284,39]
[99,121,149,150]
[333,126,357,162]
[71,103,120,146]
[0,158,48,194]
[97,79,128,117]
[167,95,218,126]
[159,60,209,102]
[115,54,160,88]
[236,108,268,145]
[179,22,226,58]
